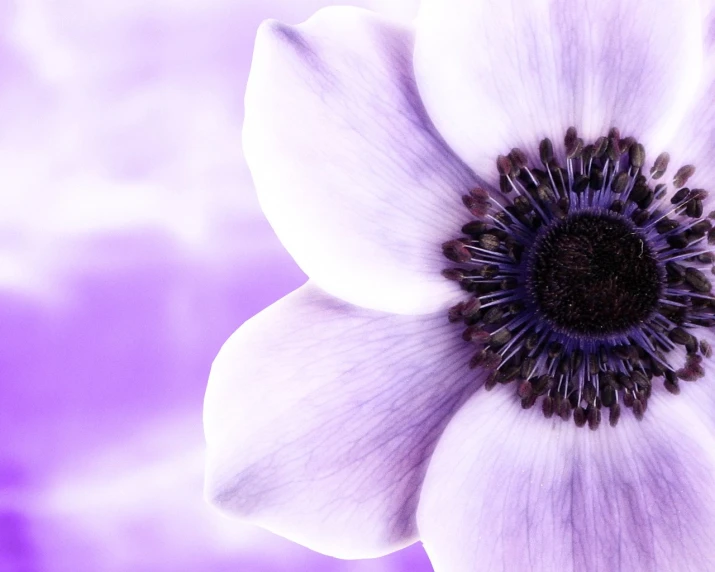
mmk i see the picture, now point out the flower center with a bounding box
[529,212,660,336]
[443,127,714,429]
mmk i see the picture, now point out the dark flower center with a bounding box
[442,127,714,429]
[529,212,660,336]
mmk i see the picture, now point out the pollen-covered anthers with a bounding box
[443,126,715,429]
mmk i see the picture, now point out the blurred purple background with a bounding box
[0,1,433,570]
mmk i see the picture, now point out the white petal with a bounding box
[204,283,481,558]
[658,1,715,200]
[705,0,715,47]
[414,0,703,182]
[418,385,715,572]
[244,7,478,315]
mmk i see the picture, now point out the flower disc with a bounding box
[529,212,661,336]
[443,127,715,428]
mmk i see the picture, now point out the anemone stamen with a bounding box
[444,127,714,428]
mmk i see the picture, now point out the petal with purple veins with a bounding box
[662,1,715,203]
[418,384,715,572]
[204,282,483,558]
[244,7,479,315]
[414,0,703,184]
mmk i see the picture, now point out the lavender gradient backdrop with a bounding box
[0,1,434,570]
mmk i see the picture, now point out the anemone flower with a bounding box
[204,1,715,570]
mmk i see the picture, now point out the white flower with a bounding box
[205,1,715,570]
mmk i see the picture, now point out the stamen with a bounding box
[443,127,713,428]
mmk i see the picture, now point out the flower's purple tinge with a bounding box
[206,1,715,571]
[242,8,477,315]
[205,282,486,558]
[415,0,702,184]
[418,384,715,572]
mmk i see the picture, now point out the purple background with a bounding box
[0,0,433,570]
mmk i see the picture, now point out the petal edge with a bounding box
[244,7,478,315]
[205,282,483,558]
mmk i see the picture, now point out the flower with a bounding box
[203,1,715,571]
